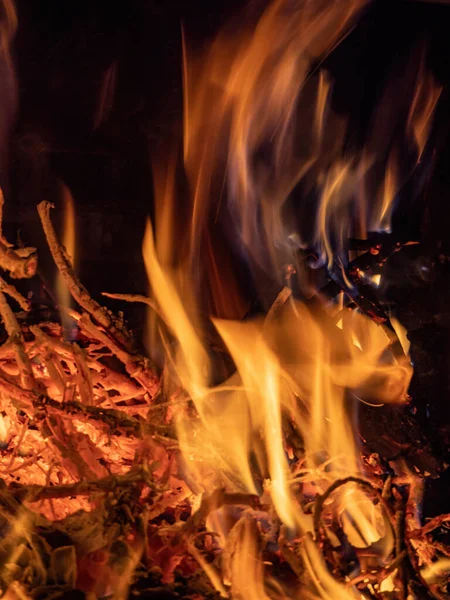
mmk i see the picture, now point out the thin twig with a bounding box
[408,513,450,539]
[0,276,30,311]
[6,466,155,502]
[0,291,36,392]
[77,312,159,397]
[345,550,407,588]
[72,343,94,405]
[36,200,134,350]
[404,478,448,600]
[102,291,162,319]
[0,372,174,441]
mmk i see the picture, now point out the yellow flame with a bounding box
[302,536,362,600]
[314,70,332,152]
[141,0,422,595]
[61,184,76,270]
[0,412,8,441]
[227,516,271,600]
[212,317,298,528]
[378,152,397,232]
[421,558,450,583]
[143,221,408,574]
[371,273,381,287]
[182,0,366,282]
[407,59,442,161]
[183,2,441,276]
[56,183,76,337]
[390,316,411,356]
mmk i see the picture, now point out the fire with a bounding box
[0,411,9,444]
[138,0,445,595]
[182,0,369,284]
[56,182,77,339]
[407,55,442,162]
[182,0,441,286]
[0,0,444,597]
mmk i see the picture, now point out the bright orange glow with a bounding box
[180,1,441,285]
[143,225,410,594]
[0,412,8,442]
[181,0,367,282]
[224,516,271,600]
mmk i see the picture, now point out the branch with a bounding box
[77,312,159,397]
[0,191,37,279]
[345,550,407,589]
[0,371,175,441]
[72,343,94,406]
[408,513,450,539]
[36,201,133,351]
[0,241,37,279]
[0,290,36,392]
[102,292,162,319]
[6,466,155,502]
[0,276,30,311]
[404,478,448,600]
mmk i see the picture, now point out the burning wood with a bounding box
[0,0,448,599]
[0,195,445,599]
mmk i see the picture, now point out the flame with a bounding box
[0,412,8,442]
[143,221,410,592]
[377,152,397,233]
[181,0,441,284]
[141,0,425,595]
[407,56,442,162]
[226,516,271,600]
[421,558,450,584]
[390,316,411,357]
[181,0,367,285]
[302,535,363,600]
[56,183,77,339]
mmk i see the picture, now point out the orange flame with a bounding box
[407,56,442,162]
[0,412,8,442]
[56,183,77,338]
[181,1,441,280]
[144,221,410,593]
[181,0,367,284]
[141,0,425,595]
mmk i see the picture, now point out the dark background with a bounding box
[4,0,450,296]
[5,0,243,304]
[4,0,450,509]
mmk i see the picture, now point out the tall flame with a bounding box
[407,54,442,162]
[141,0,431,596]
[56,183,77,339]
[181,0,441,286]
[182,0,368,283]
[143,220,410,595]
